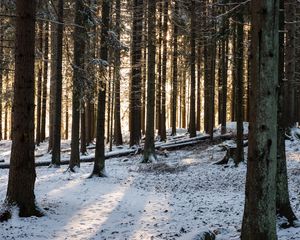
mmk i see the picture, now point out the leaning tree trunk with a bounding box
[276,0,297,225]
[90,0,110,177]
[241,0,279,239]
[5,0,42,218]
[143,0,156,163]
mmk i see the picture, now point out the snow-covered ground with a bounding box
[1,125,300,239]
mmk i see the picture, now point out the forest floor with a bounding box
[1,124,300,240]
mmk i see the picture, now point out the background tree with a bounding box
[51,0,64,167]
[143,0,156,163]
[129,0,143,146]
[69,0,87,171]
[90,0,110,177]
[276,0,297,225]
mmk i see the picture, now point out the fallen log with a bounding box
[0,133,245,169]
[0,148,142,169]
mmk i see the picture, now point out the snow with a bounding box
[1,125,300,239]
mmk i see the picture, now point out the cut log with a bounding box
[214,141,248,165]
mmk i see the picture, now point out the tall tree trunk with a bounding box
[241,0,279,238]
[160,0,168,141]
[48,22,57,152]
[80,103,87,154]
[106,62,112,144]
[220,14,228,135]
[208,42,216,140]
[130,0,143,146]
[196,45,201,132]
[276,0,297,224]
[156,1,163,137]
[35,22,43,146]
[90,0,110,177]
[143,0,156,163]
[0,3,3,141]
[235,5,244,165]
[70,0,87,171]
[113,0,123,146]
[141,2,147,136]
[231,23,237,122]
[171,0,178,136]
[41,22,49,142]
[5,0,42,218]
[51,0,64,166]
[285,0,296,128]
[189,0,196,138]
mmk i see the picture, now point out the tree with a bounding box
[160,0,168,141]
[90,0,110,177]
[41,22,49,142]
[143,0,156,163]
[220,2,229,135]
[69,0,87,171]
[235,2,244,165]
[129,0,143,146]
[285,0,296,128]
[171,0,178,136]
[51,0,64,167]
[241,0,279,238]
[35,21,43,146]
[3,0,42,218]
[113,0,123,146]
[276,0,297,225]
[189,0,196,138]
[0,2,3,141]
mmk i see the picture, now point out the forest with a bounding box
[0,0,300,239]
